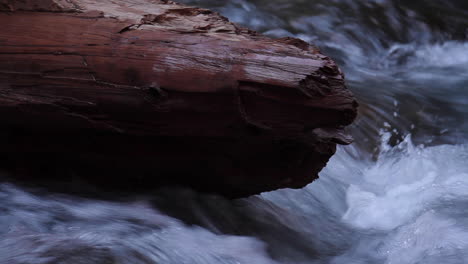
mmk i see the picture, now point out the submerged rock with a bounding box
[0,0,357,197]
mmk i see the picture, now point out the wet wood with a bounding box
[0,0,357,197]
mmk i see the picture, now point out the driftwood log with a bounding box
[0,0,357,197]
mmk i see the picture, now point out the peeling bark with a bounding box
[0,0,357,197]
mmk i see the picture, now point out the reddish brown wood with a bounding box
[0,0,357,197]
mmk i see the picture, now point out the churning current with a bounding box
[2,0,468,263]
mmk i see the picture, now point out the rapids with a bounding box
[1,0,468,263]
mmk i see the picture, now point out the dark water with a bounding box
[2,1,468,263]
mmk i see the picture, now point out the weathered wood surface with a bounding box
[0,0,357,197]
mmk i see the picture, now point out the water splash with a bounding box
[0,137,467,264]
[0,186,277,264]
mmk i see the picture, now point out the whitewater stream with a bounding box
[1,0,468,263]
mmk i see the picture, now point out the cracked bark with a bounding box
[0,0,357,197]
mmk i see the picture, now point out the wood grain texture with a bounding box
[0,0,357,197]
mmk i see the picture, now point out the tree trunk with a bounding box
[0,0,357,197]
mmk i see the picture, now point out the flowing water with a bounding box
[1,0,468,263]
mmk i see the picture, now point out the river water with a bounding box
[1,0,468,263]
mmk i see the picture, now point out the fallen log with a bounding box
[0,0,357,197]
